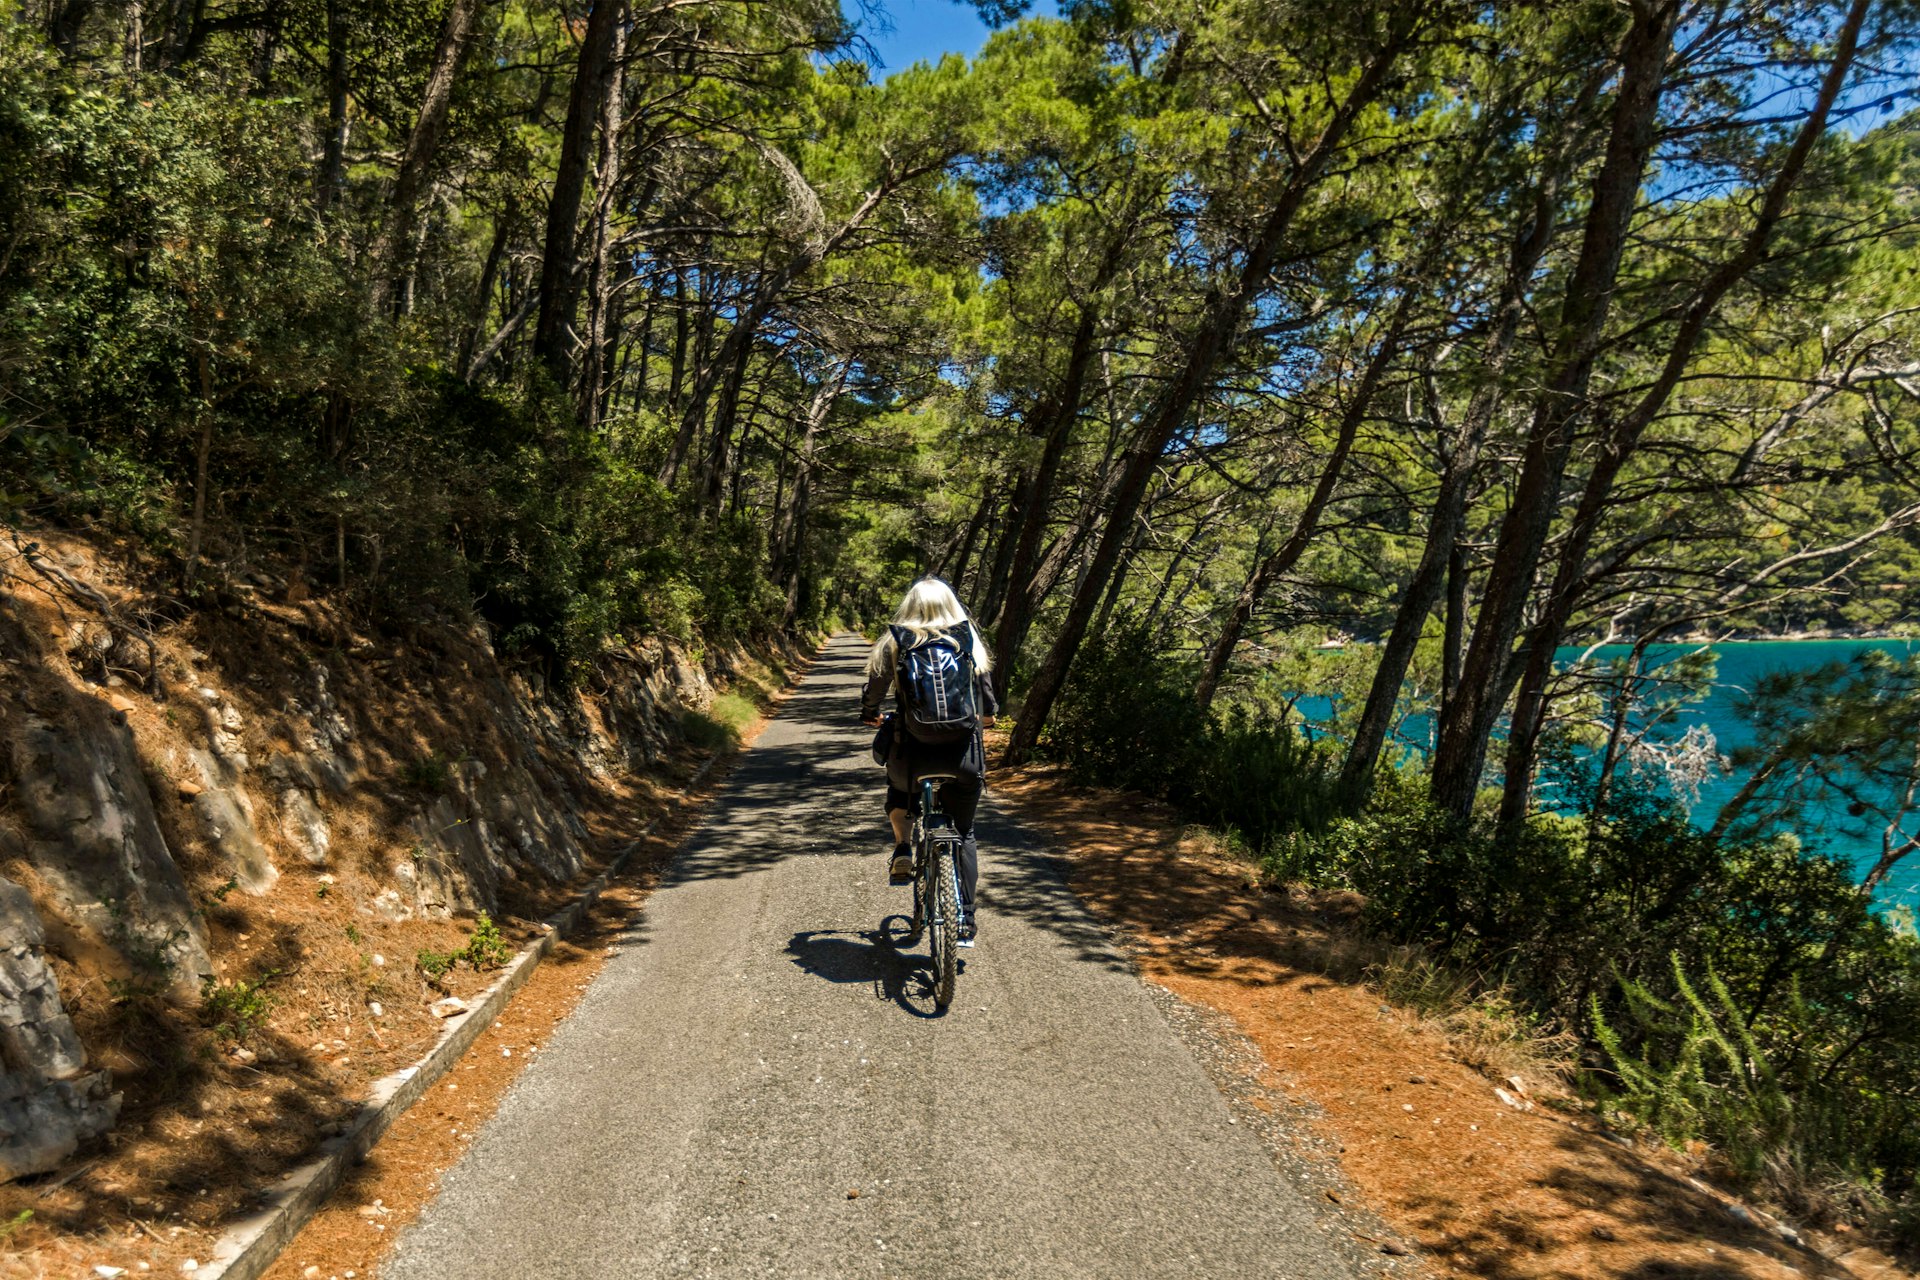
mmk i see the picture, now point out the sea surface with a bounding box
[1556,638,1920,908]
[1299,638,1920,909]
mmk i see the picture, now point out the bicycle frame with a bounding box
[911,776,964,1007]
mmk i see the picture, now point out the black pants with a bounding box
[886,770,981,910]
[885,727,985,908]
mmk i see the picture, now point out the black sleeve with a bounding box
[979,674,1000,718]
[859,655,893,720]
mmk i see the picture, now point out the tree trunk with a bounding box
[460,201,515,374]
[1093,505,1151,634]
[315,0,350,214]
[51,0,97,59]
[247,0,283,91]
[370,0,480,313]
[1492,0,1870,832]
[935,485,994,585]
[125,0,144,72]
[776,366,847,626]
[1426,1,1677,820]
[702,334,755,515]
[578,18,629,426]
[1337,77,1597,798]
[531,0,623,388]
[1005,20,1417,765]
[1194,294,1412,710]
[1441,538,1468,719]
[977,471,1028,627]
[991,299,1103,697]
[668,269,690,411]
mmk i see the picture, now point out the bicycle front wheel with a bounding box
[931,840,959,1008]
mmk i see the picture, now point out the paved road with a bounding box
[386,635,1353,1280]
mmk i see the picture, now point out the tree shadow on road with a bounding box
[784,927,960,1019]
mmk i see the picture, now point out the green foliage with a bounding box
[1046,624,1340,852]
[402,753,454,794]
[201,972,277,1044]
[680,692,760,753]
[463,913,513,971]
[414,948,457,983]
[417,912,514,982]
[1590,954,1794,1180]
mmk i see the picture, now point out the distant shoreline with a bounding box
[1313,630,1916,652]
[1650,630,1915,645]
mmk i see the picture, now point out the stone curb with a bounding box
[198,751,724,1280]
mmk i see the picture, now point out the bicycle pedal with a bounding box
[956,936,976,949]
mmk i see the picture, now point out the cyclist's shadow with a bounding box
[785,925,956,1018]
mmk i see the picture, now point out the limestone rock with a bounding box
[370,889,412,922]
[187,750,277,893]
[277,789,330,865]
[6,713,210,990]
[0,876,122,1182]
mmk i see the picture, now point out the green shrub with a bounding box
[1590,954,1794,1180]
[416,913,514,982]
[415,948,457,982]
[463,913,513,971]
[201,972,276,1043]
[1047,624,1338,850]
[402,753,453,793]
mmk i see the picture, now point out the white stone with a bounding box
[371,890,412,922]
[278,789,330,865]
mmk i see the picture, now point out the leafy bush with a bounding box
[463,913,513,971]
[1047,624,1339,850]
[1044,622,1209,795]
[415,948,457,983]
[201,973,276,1043]
[1050,625,1920,1224]
[1590,954,1794,1180]
[417,913,514,983]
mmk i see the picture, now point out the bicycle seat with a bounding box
[915,770,962,782]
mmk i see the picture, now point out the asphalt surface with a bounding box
[385,634,1355,1280]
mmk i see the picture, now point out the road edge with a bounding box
[195,749,718,1280]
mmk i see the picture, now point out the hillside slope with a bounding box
[0,522,797,1270]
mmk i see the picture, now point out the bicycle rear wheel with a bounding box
[931,839,959,1008]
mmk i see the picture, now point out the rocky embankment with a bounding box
[0,526,772,1200]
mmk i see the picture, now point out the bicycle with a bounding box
[901,772,965,1009]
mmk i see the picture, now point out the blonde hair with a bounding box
[867,577,993,678]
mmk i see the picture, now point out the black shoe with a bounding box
[888,842,913,884]
[957,910,977,947]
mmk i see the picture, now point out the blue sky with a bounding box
[857,0,1058,75]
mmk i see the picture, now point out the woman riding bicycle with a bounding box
[859,578,997,942]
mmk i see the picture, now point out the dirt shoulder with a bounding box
[990,759,1904,1280]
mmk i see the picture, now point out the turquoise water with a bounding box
[1296,639,1920,907]
[1557,639,1920,907]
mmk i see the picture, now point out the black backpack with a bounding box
[890,622,980,744]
